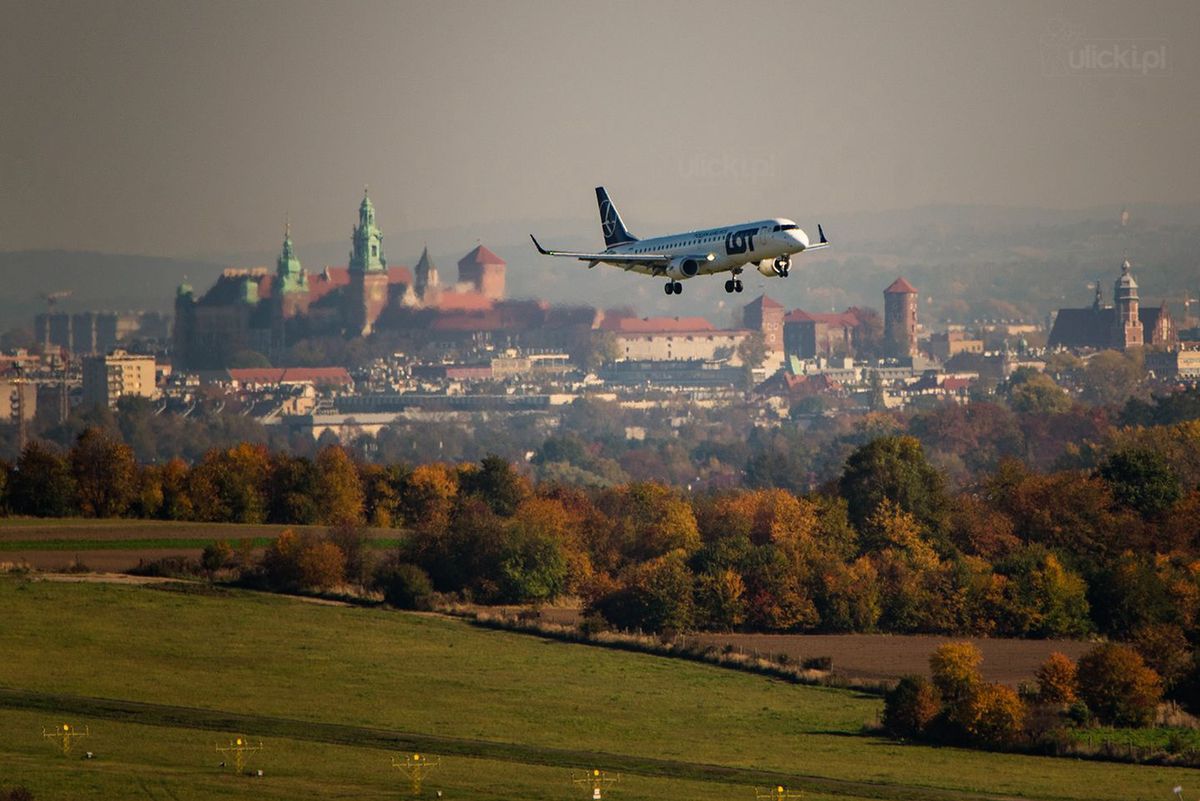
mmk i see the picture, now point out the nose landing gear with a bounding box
[774,256,791,277]
[664,281,682,295]
[723,279,744,293]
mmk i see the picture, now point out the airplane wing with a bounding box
[530,235,670,269]
[804,224,831,252]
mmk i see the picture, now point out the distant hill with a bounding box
[5,203,1198,334]
[0,250,225,332]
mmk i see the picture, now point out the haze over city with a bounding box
[3,0,1199,258]
[7,4,1200,801]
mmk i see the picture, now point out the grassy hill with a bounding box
[1,577,1197,800]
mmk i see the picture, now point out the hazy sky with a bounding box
[2,0,1198,257]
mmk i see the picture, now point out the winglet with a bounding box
[818,224,828,245]
[530,234,550,255]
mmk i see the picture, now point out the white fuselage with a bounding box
[603,218,811,277]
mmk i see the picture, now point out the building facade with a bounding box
[82,350,157,409]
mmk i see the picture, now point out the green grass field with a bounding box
[1,576,1198,801]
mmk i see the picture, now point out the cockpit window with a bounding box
[772,223,799,232]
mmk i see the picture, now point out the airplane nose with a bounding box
[793,229,810,249]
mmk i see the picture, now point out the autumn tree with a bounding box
[839,436,949,536]
[188,443,270,523]
[201,539,233,580]
[736,331,768,370]
[459,454,529,517]
[314,445,365,526]
[593,554,696,633]
[158,458,194,520]
[992,547,1091,638]
[69,427,136,518]
[398,463,459,534]
[260,529,345,592]
[1035,652,1077,705]
[929,641,983,710]
[962,682,1025,747]
[1079,350,1146,407]
[1006,371,1071,414]
[882,675,941,738]
[1132,623,1192,691]
[694,569,747,630]
[1076,643,1163,727]
[267,453,321,524]
[372,559,434,609]
[1099,447,1182,520]
[596,482,700,564]
[498,500,569,603]
[7,441,75,517]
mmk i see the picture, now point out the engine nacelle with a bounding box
[756,258,788,277]
[666,257,703,280]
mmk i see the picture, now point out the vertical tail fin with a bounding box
[596,187,638,248]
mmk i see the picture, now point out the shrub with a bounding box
[1035,652,1078,705]
[962,682,1026,747]
[929,641,983,708]
[201,539,233,578]
[373,561,434,610]
[882,675,941,738]
[260,529,345,592]
[1076,642,1163,727]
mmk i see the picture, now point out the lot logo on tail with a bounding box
[601,200,618,240]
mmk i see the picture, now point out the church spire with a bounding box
[350,188,385,273]
[276,214,307,293]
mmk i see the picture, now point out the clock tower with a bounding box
[346,187,391,335]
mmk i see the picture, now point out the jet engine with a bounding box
[756,256,790,277]
[666,254,712,280]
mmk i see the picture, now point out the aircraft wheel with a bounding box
[673,281,683,295]
[735,280,744,293]
[724,279,735,293]
[664,282,673,295]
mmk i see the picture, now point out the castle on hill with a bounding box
[172,191,507,368]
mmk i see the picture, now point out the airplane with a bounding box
[530,187,829,295]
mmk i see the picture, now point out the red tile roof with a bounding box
[884,277,918,294]
[747,294,783,309]
[435,290,495,312]
[459,245,506,266]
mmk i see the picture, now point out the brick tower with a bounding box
[884,277,918,358]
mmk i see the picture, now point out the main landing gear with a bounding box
[724,278,744,293]
[664,280,683,295]
[774,256,791,277]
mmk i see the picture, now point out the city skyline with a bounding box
[3,0,1199,257]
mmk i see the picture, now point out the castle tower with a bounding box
[414,246,440,304]
[275,219,309,313]
[883,277,918,358]
[743,294,785,353]
[1112,257,1143,350]
[457,245,506,301]
[346,188,390,335]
